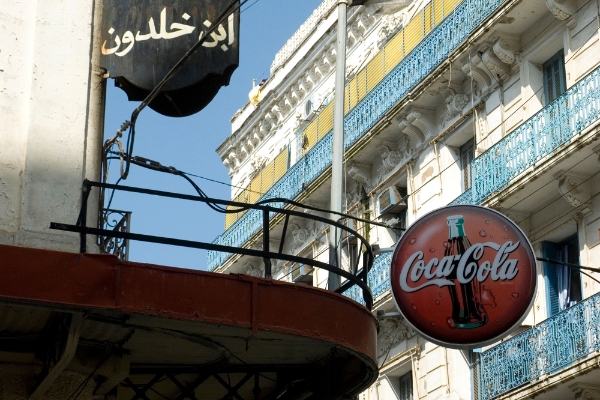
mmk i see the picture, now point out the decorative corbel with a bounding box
[480,33,520,82]
[302,72,314,92]
[592,144,600,166]
[398,107,435,149]
[462,52,493,93]
[546,0,577,27]
[348,162,373,193]
[568,383,600,400]
[554,170,592,214]
[243,261,264,278]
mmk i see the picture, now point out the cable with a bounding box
[103,0,252,182]
[107,150,268,197]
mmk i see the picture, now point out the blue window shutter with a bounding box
[543,50,566,104]
[542,241,561,317]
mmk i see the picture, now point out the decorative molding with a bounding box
[248,156,268,181]
[270,0,337,74]
[378,143,404,173]
[348,162,373,193]
[554,170,592,213]
[243,261,264,277]
[593,144,600,166]
[441,87,470,127]
[546,0,577,25]
[398,107,436,144]
[569,383,600,400]
[219,7,379,173]
[289,221,322,254]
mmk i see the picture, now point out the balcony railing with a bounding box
[208,0,509,271]
[479,291,600,400]
[344,251,392,305]
[471,66,600,204]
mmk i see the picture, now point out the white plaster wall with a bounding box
[0,0,103,252]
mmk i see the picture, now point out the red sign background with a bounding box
[390,205,537,348]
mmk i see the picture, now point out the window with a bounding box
[543,50,566,104]
[460,139,475,191]
[542,234,582,317]
[398,372,413,400]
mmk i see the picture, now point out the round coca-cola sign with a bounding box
[390,205,536,349]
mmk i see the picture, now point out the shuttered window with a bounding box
[543,50,567,104]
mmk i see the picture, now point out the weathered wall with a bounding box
[0,0,104,252]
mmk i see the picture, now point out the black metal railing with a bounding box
[99,209,131,260]
[51,180,375,309]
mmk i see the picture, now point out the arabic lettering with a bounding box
[101,8,236,57]
[198,13,235,51]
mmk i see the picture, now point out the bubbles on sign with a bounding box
[447,318,455,328]
[429,248,435,253]
[435,300,440,305]
[479,230,487,237]
[485,220,490,224]
[512,293,519,298]
[409,238,417,244]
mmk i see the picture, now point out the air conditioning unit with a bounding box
[292,264,313,283]
[301,97,316,120]
[377,186,407,215]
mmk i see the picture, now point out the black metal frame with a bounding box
[50,180,375,309]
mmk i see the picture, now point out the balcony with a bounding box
[208,0,510,271]
[478,291,600,400]
[452,65,600,206]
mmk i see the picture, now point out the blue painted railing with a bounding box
[479,291,600,400]
[449,64,600,206]
[471,66,600,204]
[208,0,508,270]
[450,187,473,205]
[344,252,392,305]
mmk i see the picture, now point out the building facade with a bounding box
[0,2,378,399]
[212,0,600,399]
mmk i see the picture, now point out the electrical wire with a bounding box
[103,0,252,182]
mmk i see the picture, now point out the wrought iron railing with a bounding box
[449,187,473,205]
[208,0,509,271]
[52,180,376,310]
[99,209,131,260]
[449,64,600,206]
[344,251,393,305]
[471,66,600,204]
[479,291,600,400]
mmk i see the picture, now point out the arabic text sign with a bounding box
[390,205,537,349]
[100,0,239,94]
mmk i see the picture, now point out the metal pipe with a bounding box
[328,0,349,291]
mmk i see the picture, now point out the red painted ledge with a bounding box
[0,244,377,365]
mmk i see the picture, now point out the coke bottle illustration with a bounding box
[445,215,488,329]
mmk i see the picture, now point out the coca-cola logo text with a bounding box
[400,241,520,292]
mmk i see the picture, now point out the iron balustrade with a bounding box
[469,65,600,204]
[479,291,600,400]
[208,0,509,271]
[50,180,376,310]
[449,187,473,205]
[99,209,131,260]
